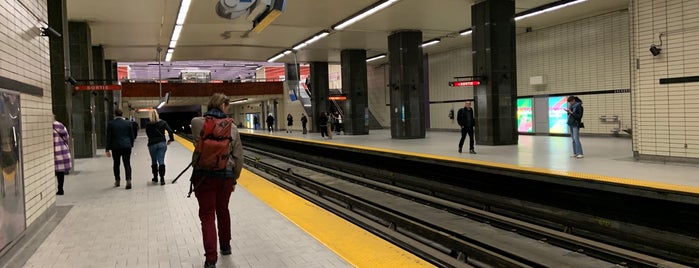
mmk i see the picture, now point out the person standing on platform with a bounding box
[53,116,71,195]
[266,113,274,133]
[457,101,476,154]
[145,110,174,185]
[566,96,584,159]
[318,112,329,139]
[253,115,259,130]
[106,109,136,189]
[300,114,308,134]
[286,113,293,133]
[190,93,244,268]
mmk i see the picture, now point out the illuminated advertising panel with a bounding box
[548,96,568,134]
[517,98,533,133]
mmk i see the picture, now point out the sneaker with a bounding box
[469,150,477,154]
[576,154,584,159]
[221,245,232,255]
[570,154,577,158]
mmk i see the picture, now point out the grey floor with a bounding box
[20,133,351,268]
[252,128,699,189]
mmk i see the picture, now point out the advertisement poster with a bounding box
[548,96,568,134]
[0,89,25,252]
[517,98,533,133]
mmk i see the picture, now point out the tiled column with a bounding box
[341,49,369,135]
[388,30,425,139]
[471,0,518,145]
[48,0,71,127]
[68,21,95,158]
[92,46,106,148]
[309,62,329,132]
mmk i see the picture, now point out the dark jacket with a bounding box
[318,114,328,126]
[146,119,175,146]
[266,115,274,125]
[457,107,475,127]
[567,100,584,127]
[106,117,135,150]
[301,115,308,125]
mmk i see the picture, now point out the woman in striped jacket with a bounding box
[53,116,71,195]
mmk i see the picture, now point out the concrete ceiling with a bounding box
[67,0,629,64]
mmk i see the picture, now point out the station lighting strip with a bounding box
[165,0,192,62]
[366,54,386,62]
[515,0,587,21]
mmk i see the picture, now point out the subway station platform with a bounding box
[244,128,699,192]
[12,131,431,268]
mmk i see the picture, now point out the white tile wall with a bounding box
[367,64,390,126]
[0,0,54,226]
[631,0,699,159]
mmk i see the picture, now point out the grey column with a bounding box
[341,49,369,135]
[68,21,94,158]
[104,60,116,121]
[471,0,517,145]
[92,46,106,148]
[388,30,425,139]
[48,0,71,127]
[309,62,329,132]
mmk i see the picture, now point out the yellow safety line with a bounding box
[174,135,435,268]
[242,133,699,195]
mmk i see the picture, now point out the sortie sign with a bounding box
[74,85,122,91]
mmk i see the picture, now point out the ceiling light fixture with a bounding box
[229,98,249,104]
[459,29,472,36]
[165,0,192,62]
[515,0,586,21]
[293,31,330,51]
[421,38,440,48]
[333,0,400,30]
[366,54,386,62]
[267,50,292,62]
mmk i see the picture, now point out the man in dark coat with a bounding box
[106,109,136,189]
[457,101,476,154]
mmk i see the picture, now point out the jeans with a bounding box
[458,126,475,150]
[193,176,235,263]
[570,126,583,155]
[148,141,167,165]
[111,148,132,180]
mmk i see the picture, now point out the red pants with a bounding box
[193,176,235,262]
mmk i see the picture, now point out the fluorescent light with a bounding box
[176,0,192,25]
[293,31,330,51]
[421,39,440,48]
[459,29,472,36]
[169,40,178,49]
[268,52,286,62]
[229,98,248,104]
[167,0,192,62]
[333,0,400,30]
[157,101,166,109]
[172,25,183,41]
[366,54,386,62]
[165,52,173,62]
[283,50,292,55]
[515,0,586,21]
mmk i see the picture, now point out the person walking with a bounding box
[457,101,476,154]
[145,110,174,185]
[286,113,293,133]
[106,109,136,189]
[266,113,274,133]
[52,116,71,195]
[190,93,244,268]
[566,96,585,158]
[300,114,308,134]
[318,112,329,139]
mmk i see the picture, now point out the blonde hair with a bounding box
[207,93,230,111]
[148,109,159,122]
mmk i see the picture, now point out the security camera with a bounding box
[65,76,77,86]
[40,26,62,38]
[649,45,661,56]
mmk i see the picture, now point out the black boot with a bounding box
[151,164,158,184]
[125,179,132,190]
[158,165,166,185]
[56,171,65,195]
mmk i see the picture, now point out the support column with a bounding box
[48,0,71,127]
[309,62,329,132]
[92,46,106,148]
[388,30,425,139]
[471,0,517,145]
[341,49,369,135]
[68,21,95,158]
[104,60,116,121]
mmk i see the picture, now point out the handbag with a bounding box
[579,122,585,128]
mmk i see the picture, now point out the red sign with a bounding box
[449,81,480,87]
[74,85,122,91]
[328,95,347,101]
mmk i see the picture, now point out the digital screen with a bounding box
[517,98,533,133]
[548,96,568,134]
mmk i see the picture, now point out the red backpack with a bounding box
[193,116,233,171]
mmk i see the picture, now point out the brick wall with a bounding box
[0,0,54,226]
[631,0,699,160]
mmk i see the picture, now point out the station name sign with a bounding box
[74,85,122,91]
